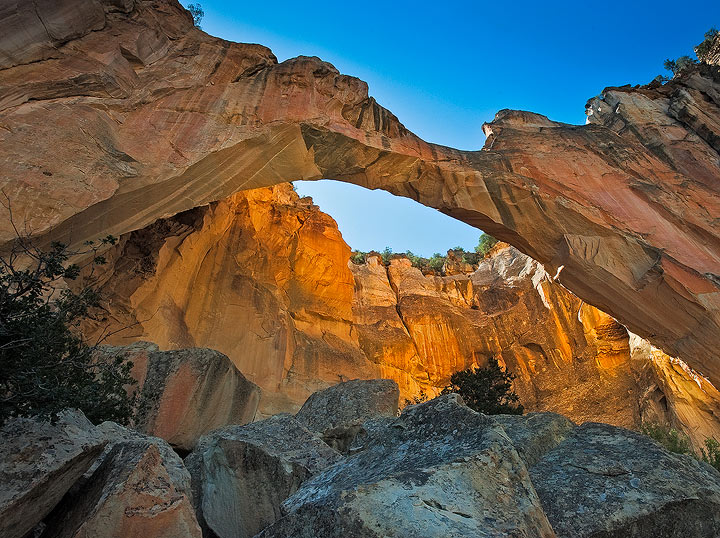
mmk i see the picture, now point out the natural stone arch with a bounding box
[1,0,719,382]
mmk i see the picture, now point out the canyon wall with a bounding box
[1,0,720,383]
[83,183,720,448]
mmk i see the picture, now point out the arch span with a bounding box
[1,0,719,382]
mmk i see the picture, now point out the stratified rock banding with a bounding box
[1,0,719,384]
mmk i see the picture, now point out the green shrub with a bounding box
[0,236,137,425]
[664,55,697,76]
[381,247,393,265]
[475,233,498,257]
[441,356,523,415]
[404,250,422,268]
[350,251,367,265]
[186,3,204,28]
[461,251,481,265]
[696,27,719,60]
[640,423,720,472]
[701,438,720,472]
[641,423,694,455]
[428,253,445,273]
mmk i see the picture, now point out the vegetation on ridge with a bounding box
[349,233,499,275]
[662,26,718,78]
[186,3,204,29]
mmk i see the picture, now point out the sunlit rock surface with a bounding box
[1,0,720,382]
[629,333,720,451]
[96,343,260,449]
[79,183,720,443]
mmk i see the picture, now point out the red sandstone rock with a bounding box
[0,0,719,382]
[97,343,260,450]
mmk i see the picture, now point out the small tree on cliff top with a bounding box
[475,233,498,258]
[186,3,204,29]
[442,356,523,415]
[0,227,136,425]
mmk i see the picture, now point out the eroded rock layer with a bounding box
[1,0,719,382]
[83,184,720,448]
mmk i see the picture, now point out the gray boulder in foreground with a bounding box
[260,395,556,538]
[185,414,343,538]
[531,422,720,537]
[493,412,576,466]
[0,410,106,538]
[294,378,399,452]
[41,422,201,538]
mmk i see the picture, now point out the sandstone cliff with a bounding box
[79,182,720,448]
[1,0,720,384]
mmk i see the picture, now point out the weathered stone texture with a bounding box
[41,422,201,538]
[0,411,106,538]
[530,422,720,537]
[1,0,719,384]
[97,343,260,450]
[185,414,342,538]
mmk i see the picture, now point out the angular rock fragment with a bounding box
[100,343,261,450]
[531,422,720,537]
[260,395,555,538]
[493,412,576,466]
[42,422,201,538]
[295,379,399,452]
[185,414,343,538]
[0,410,106,538]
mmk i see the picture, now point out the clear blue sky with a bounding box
[198,1,719,256]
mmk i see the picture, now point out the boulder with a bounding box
[100,343,261,450]
[185,414,342,538]
[260,395,555,537]
[493,412,576,466]
[0,410,106,538]
[294,379,399,451]
[41,423,201,538]
[530,422,720,537]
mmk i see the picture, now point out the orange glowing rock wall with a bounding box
[84,184,720,448]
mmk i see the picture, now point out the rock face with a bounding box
[629,333,720,451]
[530,422,720,537]
[295,379,399,451]
[355,248,641,429]
[98,343,260,450]
[4,401,720,538]
[1,0,719,383]
[85,185,367,416]
[0,410,106,538]
[260,395,556,538]
[42,422,201,538]
[81,183,720,442]
[185,414,342,538]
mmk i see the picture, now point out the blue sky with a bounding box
[199,1,719,256]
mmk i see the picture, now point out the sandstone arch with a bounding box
[1,0,719,382]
